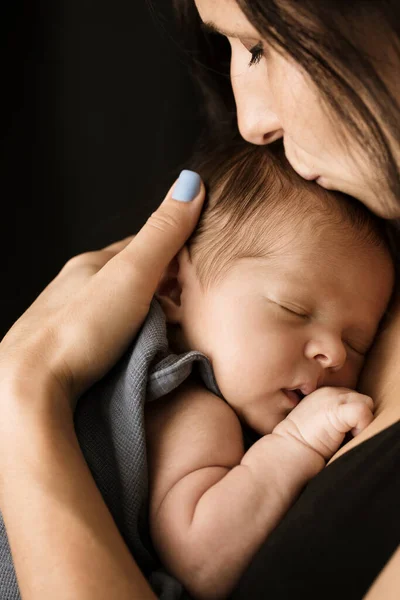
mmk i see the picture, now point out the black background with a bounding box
[1,0,202,338]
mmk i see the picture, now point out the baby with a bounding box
[145,141,394,600]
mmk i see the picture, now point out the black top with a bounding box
[232,419,400,600]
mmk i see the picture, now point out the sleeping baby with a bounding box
[145,140,394,600]
[0,142,392,600]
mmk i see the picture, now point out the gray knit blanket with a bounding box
[0,300,220,599]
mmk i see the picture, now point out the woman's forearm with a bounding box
[0,389,155,600]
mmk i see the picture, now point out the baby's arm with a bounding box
[146,384,365,600]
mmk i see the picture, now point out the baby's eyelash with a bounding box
[281,305,309,319]
[248,43,264,67]
[345,341,366,357]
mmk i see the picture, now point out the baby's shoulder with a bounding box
[173,382,241,434]
[146,382,244,469]
[172,381,237,417]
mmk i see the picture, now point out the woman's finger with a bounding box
[60,235,137,276]
[97,170,204,303]
[25,237,138,316]
[102,234,136,254]
[59,171,205,396]
[121,171,204,294]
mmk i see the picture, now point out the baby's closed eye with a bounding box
[279,304,310,319]
[344,342,365,357]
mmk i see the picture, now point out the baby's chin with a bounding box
[242,412,287,436]
[220,389,290,436]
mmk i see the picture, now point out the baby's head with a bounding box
[158,141,394,434]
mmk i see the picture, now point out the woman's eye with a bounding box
[248,43,264,67]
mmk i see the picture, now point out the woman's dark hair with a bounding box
[173,0,400,210]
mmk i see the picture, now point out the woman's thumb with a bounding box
[121,170,205,297]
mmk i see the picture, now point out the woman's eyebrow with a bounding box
[201,21,255,40]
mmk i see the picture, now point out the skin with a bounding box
[195,0,400,218]
[188,0,400,452]
[0,0,398,598]
[193,0,400,592]
[163,226,393,435]
[147,219,392,598]
[190,0,400,455]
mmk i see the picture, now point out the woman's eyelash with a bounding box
[248,43,264,67]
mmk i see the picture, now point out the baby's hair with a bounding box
[187,139,390,288]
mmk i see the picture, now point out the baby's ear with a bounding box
[156,250,185,324]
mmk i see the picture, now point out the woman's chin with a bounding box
[316,176,333,190]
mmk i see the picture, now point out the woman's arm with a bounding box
[0,388,156,600]
[0,173,205,598]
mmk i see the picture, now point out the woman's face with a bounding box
[194,0,400,218]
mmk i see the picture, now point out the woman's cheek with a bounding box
[229,38,251,78]
[271,54,328,151]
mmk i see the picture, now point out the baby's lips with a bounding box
[283,389,302,406]
[300,383,318,396]
[287,381,318,397]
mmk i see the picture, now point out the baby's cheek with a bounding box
[212,356,248,403]
[324,358,363,390]
[211,347,260,407]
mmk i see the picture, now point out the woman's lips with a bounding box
[300,172,319,181]
[315,176,332,189]
[289,162,319,181]
[283,147,319,181]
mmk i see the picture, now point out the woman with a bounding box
[0,1,398,599]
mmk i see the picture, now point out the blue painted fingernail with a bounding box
[172,170,201,202]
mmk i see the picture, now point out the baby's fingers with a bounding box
[335,394,374,437]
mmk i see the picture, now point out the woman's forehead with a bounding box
[194,0,261,41]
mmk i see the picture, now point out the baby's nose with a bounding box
[305,337,347,371]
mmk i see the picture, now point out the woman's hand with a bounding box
[0,172,204,600]
[0,172,204,413]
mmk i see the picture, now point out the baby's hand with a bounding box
[273,387,374,460]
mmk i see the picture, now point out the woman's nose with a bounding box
[230,53,283,145]
[304,336,347,372]
[238,105,283,145]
